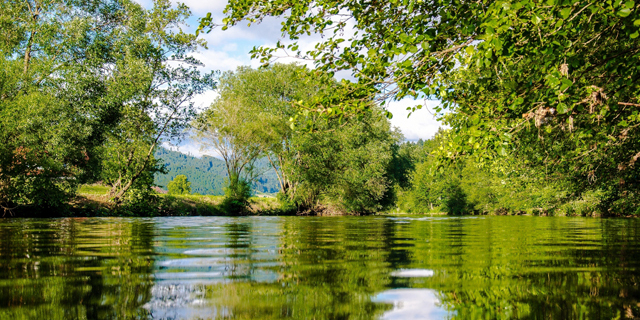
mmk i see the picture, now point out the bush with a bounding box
[168,175,191,195]
[221,174,252,215]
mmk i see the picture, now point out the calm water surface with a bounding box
[0,216,639,319]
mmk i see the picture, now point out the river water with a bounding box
[0,216,638,319]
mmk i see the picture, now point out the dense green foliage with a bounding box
[1,0,141,211]
[2,0,639,216]
[167,175,191,195]
[395,130,619,216]
[98,0,215,204]
[0,0,213,214]
[220,174,253,215]
[194,64,405,214]
[290,109,402,213]
[209,0,640,215]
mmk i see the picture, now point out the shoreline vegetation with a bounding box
[1,0,639,218]
[3,183,628,218]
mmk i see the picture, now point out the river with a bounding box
[0,216,638,319]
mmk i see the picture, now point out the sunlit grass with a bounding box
[73,184,289,216]
[78,184,110,195]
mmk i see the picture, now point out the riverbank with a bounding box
[4,185,636,218]
[74,189,287,217]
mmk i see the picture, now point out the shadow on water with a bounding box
[0,216,639,319]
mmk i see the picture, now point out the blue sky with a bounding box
[139,0,443,157]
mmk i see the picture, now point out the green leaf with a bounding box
[532,13,542,24]
[557,103,568,114]
[560,8,571,19]
[635,19,640,26]
[619,8,632,17]
[465,46,475,55]
[631,31,639,39]
[625,1,635,9]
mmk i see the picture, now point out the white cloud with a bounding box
[387,98,444,141]
[191,50,247,73]
[222,43,238,52]
[178,0,227,13]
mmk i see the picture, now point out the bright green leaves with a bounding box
[619,8,632,17]
[531,13,542,24]
[557,103,568,114]
[560,8,572,19]
[619,1,634,17]
[214,0,640,210]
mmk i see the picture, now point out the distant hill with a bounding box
[154,147,280,195]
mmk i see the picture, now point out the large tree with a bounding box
[0,0,148,212]
[100,0,215,204]
[207,0,640,213]
[196,64,332,199]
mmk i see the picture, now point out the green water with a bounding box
[0,216,638,320]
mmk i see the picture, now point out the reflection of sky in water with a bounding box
[373,289,452,320]
[143,284,215,319]
[390,269,435,277]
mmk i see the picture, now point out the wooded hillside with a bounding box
[154,147,280,195]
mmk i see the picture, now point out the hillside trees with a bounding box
[209,0,640,214]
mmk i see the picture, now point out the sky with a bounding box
[139,0,444,157]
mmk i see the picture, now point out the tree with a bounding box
[197,64,332,200]
[167,175,191,195]
[0,0,151,212]
[193,82,264,213]
[293,109,401,213]
[100,0,216,204]
[209,0,640,214]
[193,95,263,186]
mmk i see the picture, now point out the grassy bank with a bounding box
[65,185,288,217]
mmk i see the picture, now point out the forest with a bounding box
[0,0,638,217]
[154,147,280,196]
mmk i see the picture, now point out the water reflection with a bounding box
[0,216,639,319]
[373,289,450,320]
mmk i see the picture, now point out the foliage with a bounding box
[221,174,253,215]
[100,0,215,204]
[199,64,334,200]
[193,64,405,214]
[167,174,191,195]
[154,147,280,195]
[0,0,214,214]
[212,0,640,215]
[292,108,403,214]
[193,90,263,185]
[0,0,144,212]
[396,131,604,216]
